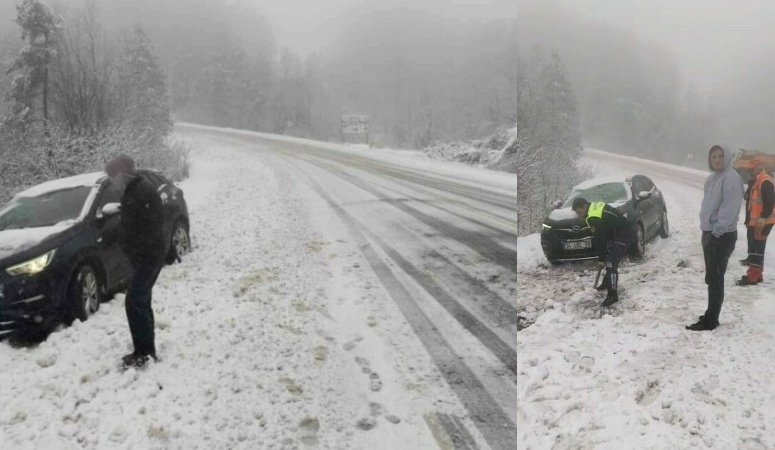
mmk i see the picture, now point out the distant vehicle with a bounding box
[540,175,669,265]
[0,170,190,340]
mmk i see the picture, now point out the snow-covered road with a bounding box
[517,150,775,449]
[0,124,518,450]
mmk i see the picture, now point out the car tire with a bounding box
[631,223,646,260]
[167,220,191,264]
[68,264,101,323]
[659,210,670,238]
[548,259,562,266]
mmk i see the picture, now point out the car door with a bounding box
[93,183,130,290]
[643,177,664,233]
[633,176,658,237]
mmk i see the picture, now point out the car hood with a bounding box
[0,222,78,266]
[546,201,629,225]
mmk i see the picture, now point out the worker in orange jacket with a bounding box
[738,157,775,286]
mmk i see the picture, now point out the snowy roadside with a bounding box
[516,158,775,449]
[0,141,450,449]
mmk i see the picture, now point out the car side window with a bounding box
[641,177,655,191]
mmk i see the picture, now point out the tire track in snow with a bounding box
[275,155,519,450]
[288,151,518,274]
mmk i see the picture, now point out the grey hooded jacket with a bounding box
[700,143,744,237]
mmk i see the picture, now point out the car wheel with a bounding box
[167,220,191,264]
[631,223,646,260]
[68,264,101,322]
[659,210,670,238]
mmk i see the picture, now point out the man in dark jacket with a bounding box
[573,198,634,307]
[738,157,775,286]
[105,154,166,369]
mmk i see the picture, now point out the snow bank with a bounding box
[584,148,709,188]
[518,156,775,449]
[0,140,448,450]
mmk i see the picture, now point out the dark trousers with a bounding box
[126,255,164,356]
[602,239,629,295]
[745,226,769,281]
[702,231,737,325]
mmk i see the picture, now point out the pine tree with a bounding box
[4,0,59,129]
[117,25,172,142]
[537,51,582,155]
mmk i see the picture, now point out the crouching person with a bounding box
[573,198,634,307]
[105,154,166,369]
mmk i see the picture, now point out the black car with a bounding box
[540,175,669,265]
[0,170,190,339]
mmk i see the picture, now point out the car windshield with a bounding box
[563,182,629,207]
[0,186,92,231]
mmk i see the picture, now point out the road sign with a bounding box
[341,115,369,144]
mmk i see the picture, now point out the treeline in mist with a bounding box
[0,0,188,204]
[517,1,719,168]
[0,0,518,150]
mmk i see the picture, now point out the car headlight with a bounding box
[542,224,552,230]
[5,250,57,276]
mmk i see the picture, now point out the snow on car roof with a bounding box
[14,172,107,199]
[572,176,628,190]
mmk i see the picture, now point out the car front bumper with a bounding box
[541,231,599,262]
[0,269,66,339]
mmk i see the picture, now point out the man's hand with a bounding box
[597,261,606,270]
[756,218,766,231]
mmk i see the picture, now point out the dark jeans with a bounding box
[126,254,164,356]
[702,231,737,325]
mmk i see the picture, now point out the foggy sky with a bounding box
[543,0,775,96]
[258,0,516,56]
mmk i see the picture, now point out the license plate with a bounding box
[564,240,591,250]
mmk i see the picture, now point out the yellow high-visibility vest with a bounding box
[586,202,605,229]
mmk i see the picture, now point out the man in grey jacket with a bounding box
[687,143,744,331]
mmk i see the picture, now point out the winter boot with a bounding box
[685,316,718,331]
[736,275,763,286]
[601,291,619,307]
[121,351,157,370]
[739,257,754,266]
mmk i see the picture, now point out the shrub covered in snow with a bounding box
[0,124,189,204]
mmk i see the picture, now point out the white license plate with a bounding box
[564,241,591,250]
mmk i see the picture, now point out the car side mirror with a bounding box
[552,200,563,209]
[638,191,651,200]
[97,203,121,219]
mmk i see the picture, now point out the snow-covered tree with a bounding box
[512,48,585,235]
[117,25,172,142]
[4,0,59,129]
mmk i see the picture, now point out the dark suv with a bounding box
[540,175,669,265]
[0,170,190,339]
